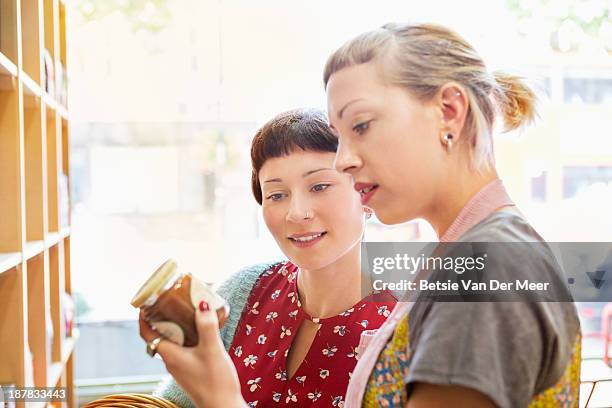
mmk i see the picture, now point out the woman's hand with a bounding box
[139,302,246,408]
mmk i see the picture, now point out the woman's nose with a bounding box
[286,198,313,223]
[334,139,361,175]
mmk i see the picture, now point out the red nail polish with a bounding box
[199,300,209,312]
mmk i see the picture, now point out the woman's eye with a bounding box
[311,183,331,193]
[352,121,370,135]
[266,193,285,201]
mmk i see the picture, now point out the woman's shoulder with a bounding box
[217,260,293,323]
[459,210,544,243]
[217,260,289,347]
[216,260,289,298]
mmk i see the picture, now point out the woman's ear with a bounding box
[438,83,469,145]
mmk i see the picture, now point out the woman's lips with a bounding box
[354,183,379,205]
[288,232,327,248]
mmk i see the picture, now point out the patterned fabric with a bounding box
[529,333,582,408]
[362,313,410,407]
[230,261,396,407]
[362,314,582,408]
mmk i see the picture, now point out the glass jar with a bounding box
[131,259,229,347]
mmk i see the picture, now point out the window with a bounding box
[563,166,612,198]
[564,77,612,104]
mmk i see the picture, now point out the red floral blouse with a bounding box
[229,261,396,407]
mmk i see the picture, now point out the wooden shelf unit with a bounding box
[0,0,74,406]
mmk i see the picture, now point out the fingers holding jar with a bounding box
[131,259,230,348]
[194,300,226,353]
[138,309,178,360]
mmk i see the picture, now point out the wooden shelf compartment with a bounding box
[45,226,69,248]
[0,0,19,69]
[59,226,70,240]
[39,90,68,119]
[57,0,67,109]
[0,87,23,254]
[0,266,27,387]
[26,253,49,388]
[20,0,44,83]
[48,243,66,365]
[62,236,70,294]
[57,104,67,119]
[46,106,60,233]
[42,0,57,60]
[22,337,78,408]
[56,105,68,119]
[58,2,66,67]
[24,94,46,243]
[46,232,60,248]
[60,117,68,173]
[23,229,71,264]
[42,91,56,110]
[42,0,58,99]
[0,51,18,77]
[24,240,44,261]
[59,116,70,227]
[0,252,22,274]
[47,329,78,388]
[22,71,42,97]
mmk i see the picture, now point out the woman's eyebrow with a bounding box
[263,178,283,183]
[264,168,335,183]
[338,98,364,119]
[302,168,335,177]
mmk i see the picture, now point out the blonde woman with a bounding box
[324,23,580,408]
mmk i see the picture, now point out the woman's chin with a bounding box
[376,208,416,226]
[290,259,327,272]
[288,253,338,272]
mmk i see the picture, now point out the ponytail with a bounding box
[493,71,538,132]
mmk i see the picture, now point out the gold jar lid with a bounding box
[131,259,179,308]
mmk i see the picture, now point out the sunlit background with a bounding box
[65,0,612,401]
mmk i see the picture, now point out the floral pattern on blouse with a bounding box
[230,261,396,407]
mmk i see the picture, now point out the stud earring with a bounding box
[444,133,453,151]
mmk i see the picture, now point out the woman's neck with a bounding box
[426,167,500,239]
[296,243,363,319]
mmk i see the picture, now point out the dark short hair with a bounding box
[251,108,338,205]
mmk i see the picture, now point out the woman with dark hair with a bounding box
[139,108,395,408]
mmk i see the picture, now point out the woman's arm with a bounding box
[406,383,497,408]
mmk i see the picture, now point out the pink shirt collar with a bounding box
[344,178,514,407]
[439,178,514,242]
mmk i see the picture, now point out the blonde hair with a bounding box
[323,22,537,171]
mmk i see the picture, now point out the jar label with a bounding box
[190,279,225,310]
[153,321,185,346]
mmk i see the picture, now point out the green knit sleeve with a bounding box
[153,261,279,407]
